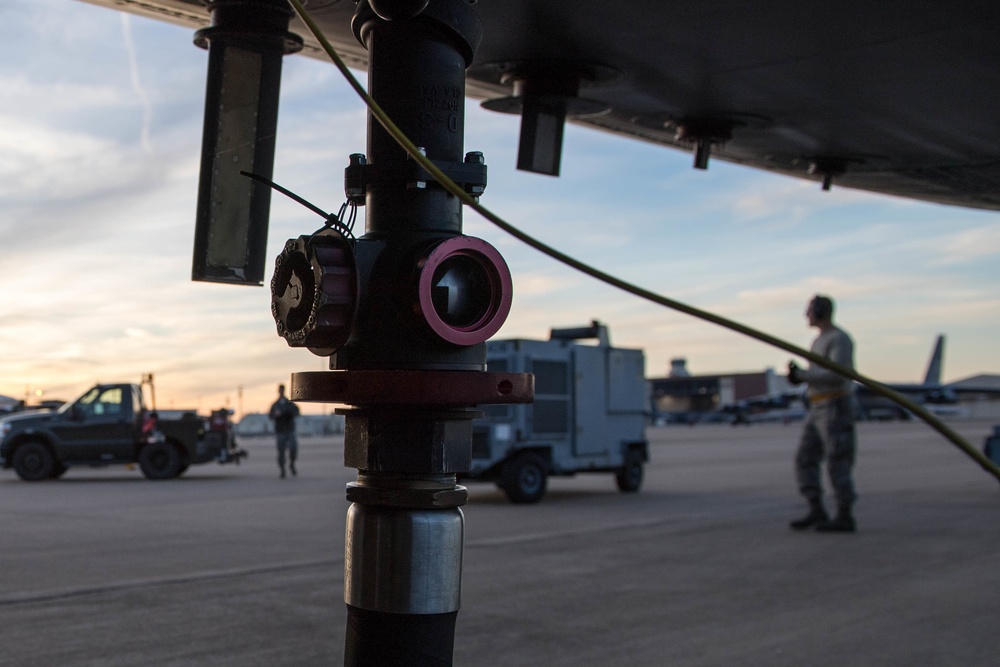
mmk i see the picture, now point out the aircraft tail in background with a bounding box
[922,335,945,386]
[857,334,958,420]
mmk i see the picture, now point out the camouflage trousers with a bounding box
[795,396,857,508]
[276,431,298,471]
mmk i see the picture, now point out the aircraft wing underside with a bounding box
[80,0,1000,211]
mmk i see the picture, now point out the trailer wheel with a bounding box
[12,441,56,482]
[501,453,547,503]
[615,448,644,493]
[138,441,182,480]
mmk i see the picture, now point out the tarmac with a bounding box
[1,419,998,666]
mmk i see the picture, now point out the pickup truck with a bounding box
[0,383,246,481]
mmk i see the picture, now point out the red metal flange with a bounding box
[290,370,534,406]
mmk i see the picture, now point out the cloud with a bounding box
[119,13,153,155]
[509,270,581,297]
[0,115,116,186]
[926,224,1000,266]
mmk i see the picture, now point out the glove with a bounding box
[788,361,803,385]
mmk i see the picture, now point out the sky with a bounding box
[1,1,998,417]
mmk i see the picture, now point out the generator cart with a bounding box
[466,322,648,502]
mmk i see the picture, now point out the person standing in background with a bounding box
[269,384,300,479]
[787,295,858,533]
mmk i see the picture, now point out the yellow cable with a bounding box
[286,0,1000,483]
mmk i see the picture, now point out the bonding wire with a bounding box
[286,0,1000,482]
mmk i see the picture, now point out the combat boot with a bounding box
[790,500,829,531]
[816,505,856,533]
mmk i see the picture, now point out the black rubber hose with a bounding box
[345,606,458,667]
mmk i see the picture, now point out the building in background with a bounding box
[651,359,1000,424]
[236,412,345,437]
[649,359,801,424]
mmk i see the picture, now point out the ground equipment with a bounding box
[467,321,648,502]
[0,383,246,481]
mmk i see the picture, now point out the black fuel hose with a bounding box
[345,607,457,667]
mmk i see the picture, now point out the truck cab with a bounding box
[51,384,142,463]
[467,322,649,502]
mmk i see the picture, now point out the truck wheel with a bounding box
[615,448,644,493]
[138,441,182,480]
[12,442,56,482]
[502,453,547,504]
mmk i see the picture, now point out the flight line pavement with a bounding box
[0,420,997,666]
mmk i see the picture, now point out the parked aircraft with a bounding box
[857,335,972,419]
[858,334,1000,419]
[710,334,992,423]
